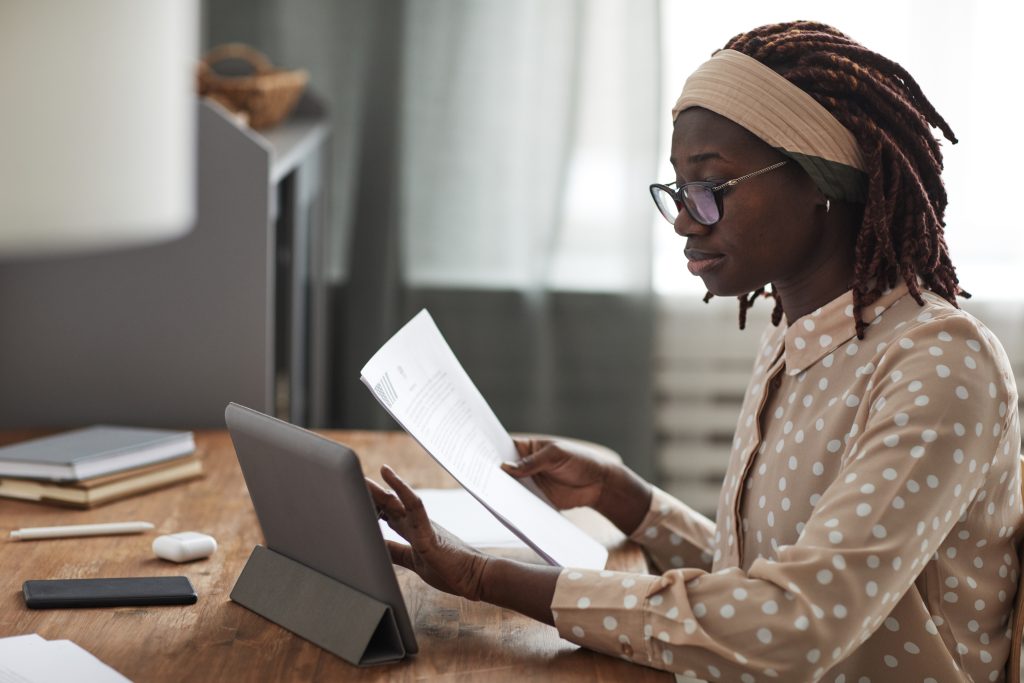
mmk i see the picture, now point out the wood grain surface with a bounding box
[0,430,670,682]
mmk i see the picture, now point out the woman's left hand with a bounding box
[367,465,490,601]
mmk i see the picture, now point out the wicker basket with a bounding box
[197,44,308,130]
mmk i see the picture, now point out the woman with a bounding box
[367,21,1023,681]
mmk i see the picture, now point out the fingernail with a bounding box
[501,461,519,469]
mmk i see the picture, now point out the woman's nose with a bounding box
[674,210,712,238]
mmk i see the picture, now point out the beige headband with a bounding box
[673,49,867,202]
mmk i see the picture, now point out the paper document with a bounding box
[379,488,530,549]
[361,309,608,569]
[0,634,130,683]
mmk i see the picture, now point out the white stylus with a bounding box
[9,521,155,541]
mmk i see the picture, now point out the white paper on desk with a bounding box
[379,488,530,549]
[361,309,608,570]
[0,633,131,683]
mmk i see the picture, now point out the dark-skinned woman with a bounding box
[368,21,1022,682]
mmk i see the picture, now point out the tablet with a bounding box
[225,403,417,655]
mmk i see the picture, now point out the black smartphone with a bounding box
[22,576,197,609]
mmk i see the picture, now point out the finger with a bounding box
[502,448,559,477]
[381,466,427,519]
[385,540,414,569]
[365,477,407,518]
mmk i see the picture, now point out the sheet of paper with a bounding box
[0,634,130,683]
[361,309,608,569]
[379,488,530,549]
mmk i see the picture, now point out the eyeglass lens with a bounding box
[652,184,720,226]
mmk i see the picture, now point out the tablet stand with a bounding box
[230,545,406,666]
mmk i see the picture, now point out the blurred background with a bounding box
[2,0,1021,516]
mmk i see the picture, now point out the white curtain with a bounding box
[400,0,658,294]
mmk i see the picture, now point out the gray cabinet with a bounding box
[0,95,330,429]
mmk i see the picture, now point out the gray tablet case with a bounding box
[225,403,417,666]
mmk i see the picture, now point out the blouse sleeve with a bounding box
[627,486,716,573]
[550,315,1019,680]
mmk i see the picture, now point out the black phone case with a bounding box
[23,576,197,608]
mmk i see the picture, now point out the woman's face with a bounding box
[670,107,854,302]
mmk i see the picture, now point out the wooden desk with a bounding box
[0,431,671,682]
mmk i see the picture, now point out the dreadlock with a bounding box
[715,21,965,339]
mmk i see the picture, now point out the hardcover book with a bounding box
[0,426,195,481]
[0,454,203,508]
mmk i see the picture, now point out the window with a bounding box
[653,1,1024,301]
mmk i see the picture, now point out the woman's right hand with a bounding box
[501,438,652,535]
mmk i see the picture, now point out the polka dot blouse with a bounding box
[551,284,1024,682]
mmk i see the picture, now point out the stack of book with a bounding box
[0,426,200,508]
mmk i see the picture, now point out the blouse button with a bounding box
[621,643,634,657]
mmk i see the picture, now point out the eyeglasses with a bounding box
[649,160,788,226]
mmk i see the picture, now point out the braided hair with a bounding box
[717,21,964,339]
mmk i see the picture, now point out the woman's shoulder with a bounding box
[868,290,1017,403]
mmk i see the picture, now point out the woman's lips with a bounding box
[685,250,725,276]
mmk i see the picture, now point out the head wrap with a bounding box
[673,49,867,202]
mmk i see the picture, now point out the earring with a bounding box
[825,199,831,214]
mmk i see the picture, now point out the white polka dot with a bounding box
[795,616,809,630]
[834,604,848,618]
[829,530,844,544]
[846,343,859,356]
[883,468,897,480]
[733,588,748,600]
[883,434,899,447]
[577,597,591,608]
[624,595,638,608]
[762,600,778,615]
[872,525,887,539]
[827,440,841,453]
[894,412,909,426]
[657,631,670,642]
[807,648,821,663]
[866,581,878,597]
[757,627,773,644]
[936,364,950,378]
[572,625,585,638]
[911,446,925,459]
[661,649,673,665]
[899,338,913,349]
[914,395,930,406]
[621,578,636,588]
[856,503,872,517]
[965,356,977,369]
[803,319,816,331]
[720,604,735,618]
[817,569,834,585]
[885,655,899,668]
[812,462,824,476]
[794,336,806,350]
[568,571,583,580]
[603,616,618,630]
[819,334,833,347]
[846,394,860,407]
